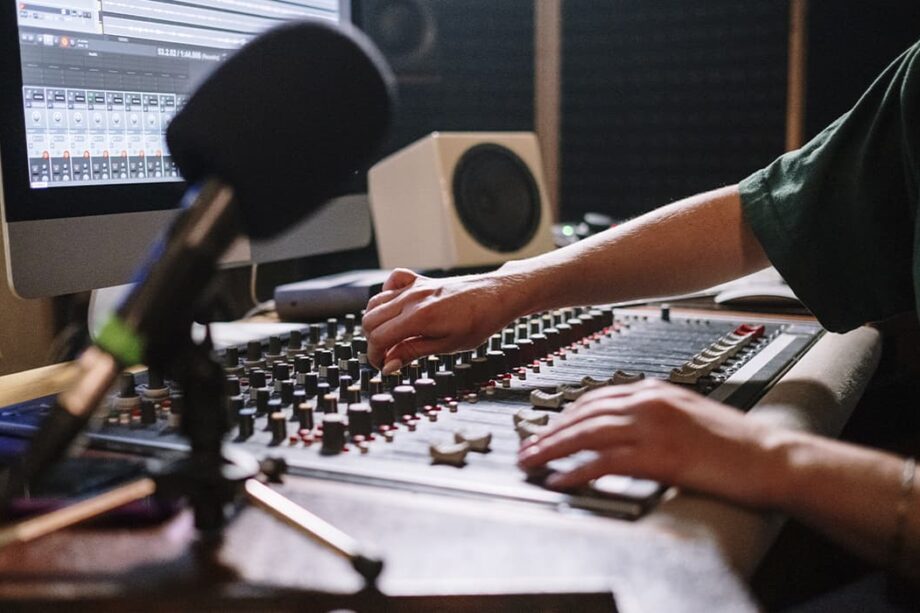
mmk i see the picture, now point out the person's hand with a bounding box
[362,268,531,373]
[517,379,785,508]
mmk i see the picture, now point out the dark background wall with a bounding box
[560,1,789,222]
[805,1,920,140]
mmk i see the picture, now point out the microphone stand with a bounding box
[0,300,384,588]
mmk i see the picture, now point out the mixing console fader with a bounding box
[0,307,821,518]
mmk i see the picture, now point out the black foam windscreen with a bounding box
[166,20,396,240]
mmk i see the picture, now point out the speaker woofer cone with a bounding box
[452,144,542,253]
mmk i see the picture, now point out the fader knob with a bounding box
[370,393,395,427]
[392,385,417,418]
[347,404,373,438]
[320,414,346,455]
[414,378,437,407]
[429,441,470,467]
[454,428,492,452]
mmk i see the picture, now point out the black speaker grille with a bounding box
[561,1,789,220]
[452,144,541,253]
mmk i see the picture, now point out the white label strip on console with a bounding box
[707,333,799,404]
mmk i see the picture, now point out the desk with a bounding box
[0,320,881,611]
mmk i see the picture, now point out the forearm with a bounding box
[500,185,769,315]
[763,430,917,575]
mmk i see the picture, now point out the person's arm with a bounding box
[363,185,770,371]
[517,380,919,578]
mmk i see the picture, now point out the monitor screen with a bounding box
[1,0,372,299]
[16,0,343,190]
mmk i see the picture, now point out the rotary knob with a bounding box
[238,407,256,439]
[413,378,437,407]
[320,413,346,455]
[392,385,417,418]
[347,403,373,438]
[370,393,395,427]
[434,371,457,399]
[270,412,287,445]
[297,403,314,430]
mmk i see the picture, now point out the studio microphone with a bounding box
[2,20,395,502]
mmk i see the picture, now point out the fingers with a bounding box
[366,304,447,369]
[381,336,453,374]
[364,269,420,313]
[362,289,414,334]
[382,268,418,291]
[544,447,638,490]
[518,414,636,468]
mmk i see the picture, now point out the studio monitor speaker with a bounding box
[368,132,555,270]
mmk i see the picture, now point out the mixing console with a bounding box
[0,307,821,518]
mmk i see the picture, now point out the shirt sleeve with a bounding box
[740,41,920,333]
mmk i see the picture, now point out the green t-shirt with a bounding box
[740,41,920,333]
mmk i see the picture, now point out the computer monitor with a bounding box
[0,0,371,299]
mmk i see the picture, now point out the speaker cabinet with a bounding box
[368,132,555,270]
